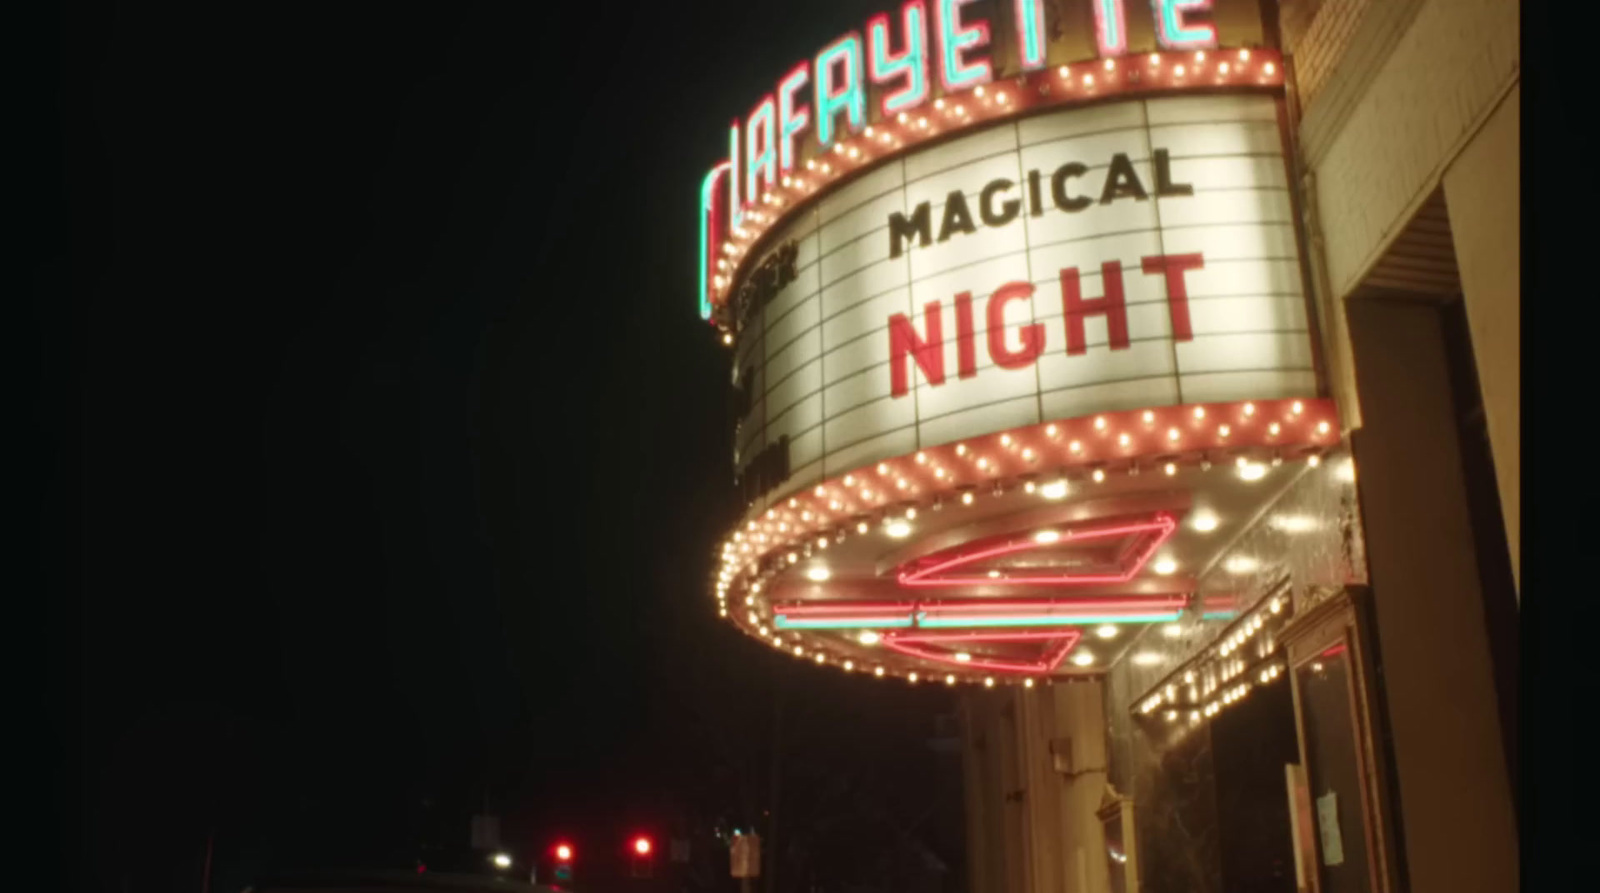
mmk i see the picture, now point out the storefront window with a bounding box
[1295,642,1374,893]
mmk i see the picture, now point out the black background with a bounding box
[42,2,965,891]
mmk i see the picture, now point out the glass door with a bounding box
[1282,588,1398,893]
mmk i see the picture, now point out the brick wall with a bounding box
[1308,0,1519,299]
[1283,0,1373,111]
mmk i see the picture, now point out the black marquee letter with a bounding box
[979,178,1021,228]
[938,190,977,242]
[1051,163,1091,212]
[1100,153,1149,203]
[1153,148,1194,197]
[888,203,933,258]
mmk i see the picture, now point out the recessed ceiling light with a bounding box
[885,519,913,538]
[1238,463,1268,481]
[1041,479,1069,500]
[858,631,881,645]
[1191,512,1219,532]
[1163,624,1183,638]
[1225,556,1260,574]
[1071,650,1095,666]
[1153,558,1178,575]
[805,566,831,582]
[1096,624,1119,639]
[1034,530,1061,544]
[955,652,972,662]
[1132,652,1162,666]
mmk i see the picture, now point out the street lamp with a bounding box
[491,852,513,870]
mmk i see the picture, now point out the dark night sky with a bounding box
[43,2,964,891]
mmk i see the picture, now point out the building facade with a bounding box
[696,3,1518,893]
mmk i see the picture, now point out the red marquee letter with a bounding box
[987,282,1044,368]
[889,301,946,397]
[1060,262,1130,355]
[954,291,978,378]
[1141,253,1204,342]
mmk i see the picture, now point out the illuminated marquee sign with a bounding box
[728,93,1313,501]
[698,0,1224,320]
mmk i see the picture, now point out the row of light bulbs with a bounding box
[714,444,1322,596]
[1136,592,1292,729]
[709,48,1282,333]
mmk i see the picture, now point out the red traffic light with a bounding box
[555,843,574,862]
[632,836,652,856]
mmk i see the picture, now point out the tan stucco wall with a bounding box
[1441,85,1520,593]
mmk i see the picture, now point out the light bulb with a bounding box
[874,666,884,676]
[1034,530,1061,544]
[945,675,956,685]
[885,519,913,538]
[1096,624,1119,639]
[1191,512,1219,532]
[1153,558,1178,575]
[1041,479,1068,500]
[1071,651,1095,666]
[955,652,971,662]
[805,566,830,582]
[984,677,995,687]
[908,672,918,682]
[1024,678,1035,688]
[1164,624,1183,638]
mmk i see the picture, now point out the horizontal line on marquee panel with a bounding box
[804,261,1304,341]
[740,365,1317,463]
[755,319,1314,412]
[807,215,1295,296]
[756,352,1315,436]
[808,115,1283,222]
[806,175,1291,271]
[757,317,1313,410]
[805,195,1294,290]
[759,286,1310,377]
[802,143,1288,235]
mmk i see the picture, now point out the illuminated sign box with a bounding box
[731,93,1311,501]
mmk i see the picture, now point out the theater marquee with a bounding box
[729,94,1312,502]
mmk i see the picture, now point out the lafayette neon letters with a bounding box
[701,1,1225,319]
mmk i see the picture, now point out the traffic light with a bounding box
[553,842,575,883]
[629,835,654,879]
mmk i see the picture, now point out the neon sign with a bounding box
[700,0,1223,322]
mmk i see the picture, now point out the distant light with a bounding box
[805,565,831,582]
[492,853,513,870]
[634,837,652,856]
[555,844,574,862]
[1034,530,1061,544]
